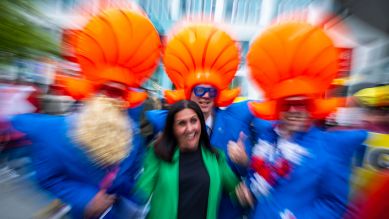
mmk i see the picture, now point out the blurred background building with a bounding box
[1,0,388,100]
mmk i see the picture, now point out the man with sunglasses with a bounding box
[145,24,256,219]
[278,97,313,134]
[190,85,218,135]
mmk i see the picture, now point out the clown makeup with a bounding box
[190,84,216,120]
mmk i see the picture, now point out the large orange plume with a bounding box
[55,74,94,101]
[247,22,342,120]
[247,22,339,99]
[163,24,240,107]
[68,8,161,106]
[76,9,161,88]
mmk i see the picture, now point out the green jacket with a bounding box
[135,146,239,219]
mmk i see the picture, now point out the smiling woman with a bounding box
[173,108,202,152]
[154,100,215,162]
[134,100,242,219]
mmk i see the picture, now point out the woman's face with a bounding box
[173,108,201,151]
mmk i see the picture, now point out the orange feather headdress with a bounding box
[247,22,344,120]
[163,24,241,107]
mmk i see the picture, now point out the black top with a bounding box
[178,148,210,219]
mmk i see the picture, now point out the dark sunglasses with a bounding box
[193,86,217,98]
[278,98,313,112]
[99,84,127,99]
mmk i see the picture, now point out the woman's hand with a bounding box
[228,132,249,166]
[85,190,116,218]
[235,182,254,208]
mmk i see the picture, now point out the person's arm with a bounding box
[228,119,276,177]
[324,130,368,165]
[31,142,100,216]
[145,110,168,135]
[223,101,254,176]
[228,132,249,167]
[219,151,240,195]
[133,146,160,204]
[289,130,367,219]
[107,133,147,197]
[297,154,350,219]
[14,114,103,216]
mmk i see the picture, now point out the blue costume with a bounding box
[322,129,368,178]
[248,119,367,219]
[10,105,146,218]
[146,100,255,219]
[6,7,162,219]
[243,21,370,219]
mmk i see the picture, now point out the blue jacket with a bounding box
[249,120,368,219]
[322,129,368,166]
[146,101,255,219]
[10,105,145,218]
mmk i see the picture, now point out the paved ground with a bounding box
[0,158,70,219]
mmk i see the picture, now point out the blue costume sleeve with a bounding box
[145,109,168,136]
[223,100,254,121]
[295,130,367,219]
[297,154,350,219]
[209,101,256,177]
[251,118,277,143]
[10,114,57,138]
[323,130,368,165]
[108,106,148,197]
[127,104,144,123]
[31,142,98,217]
[11,114,97,216]
[107,132,146,197]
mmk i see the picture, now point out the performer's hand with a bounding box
[280,209,296,219]
[85,190,116,218]
[228,132,249,166]
[235,182,254,208]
